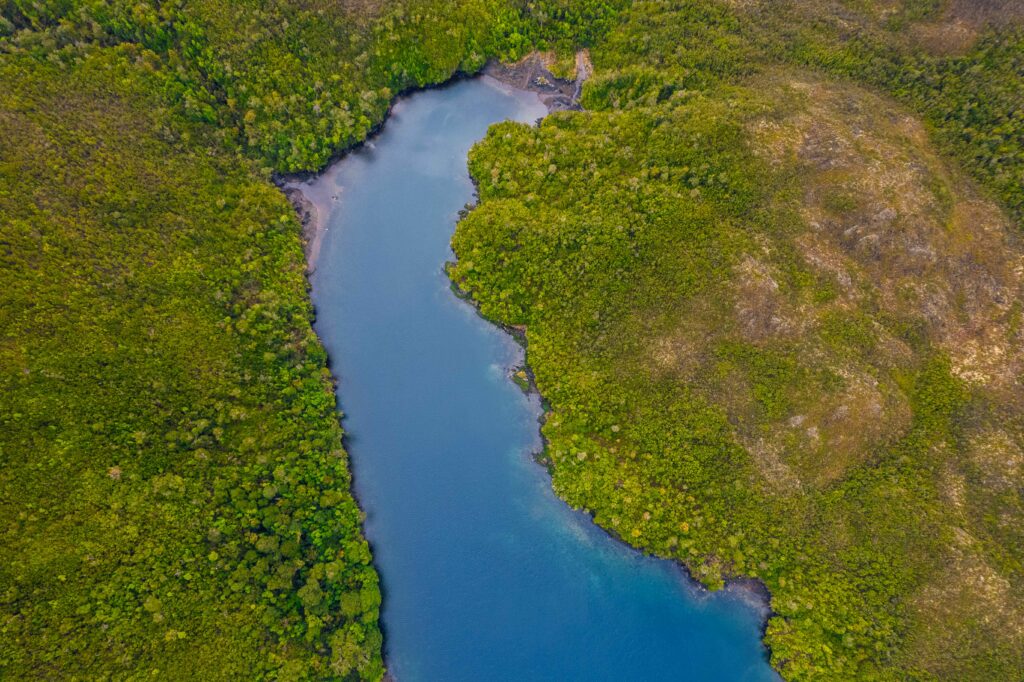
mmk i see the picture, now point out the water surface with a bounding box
[305,76,779,681]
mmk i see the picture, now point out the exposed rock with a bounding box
[483,50,591,113]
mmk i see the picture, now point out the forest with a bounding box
[2,0,1022,680]
[454,1,1024,679]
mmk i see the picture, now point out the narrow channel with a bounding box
[301,76,779,681]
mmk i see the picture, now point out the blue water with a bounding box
[305,77,779,681]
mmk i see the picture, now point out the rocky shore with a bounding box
[483,50,591,112]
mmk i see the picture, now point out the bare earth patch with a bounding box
[741,71,1024,677]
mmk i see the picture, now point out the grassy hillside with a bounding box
[452,1,1024,679]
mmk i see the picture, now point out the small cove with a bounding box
[297,76,780,681]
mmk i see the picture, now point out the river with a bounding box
[300,76,779,681]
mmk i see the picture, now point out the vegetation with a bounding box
[453,2,1024,679]
[746,0,1024,231]
[0,48,386,679]
[0,0,618,678]
[0,0,624,172]
[2,0,1023,679]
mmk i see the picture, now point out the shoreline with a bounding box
[280,53,778,677]
[449,276,778,646]
[276,51,591,273]
[276,61,581,679]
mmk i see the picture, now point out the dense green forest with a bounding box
[454,1,1024,680]
[0,1,611,678]
[2,0,1022,679]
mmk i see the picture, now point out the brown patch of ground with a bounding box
[902,530,1024,678]
[966,427,1024,492]
[736,0,1023,56]
[482,50,589,112]
[650,71,1021,496]
[946,0,1024,26]
[779,366,910,487]
[910,18,980,55]
[741,71,1024,675]
[753,76,1024,396]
